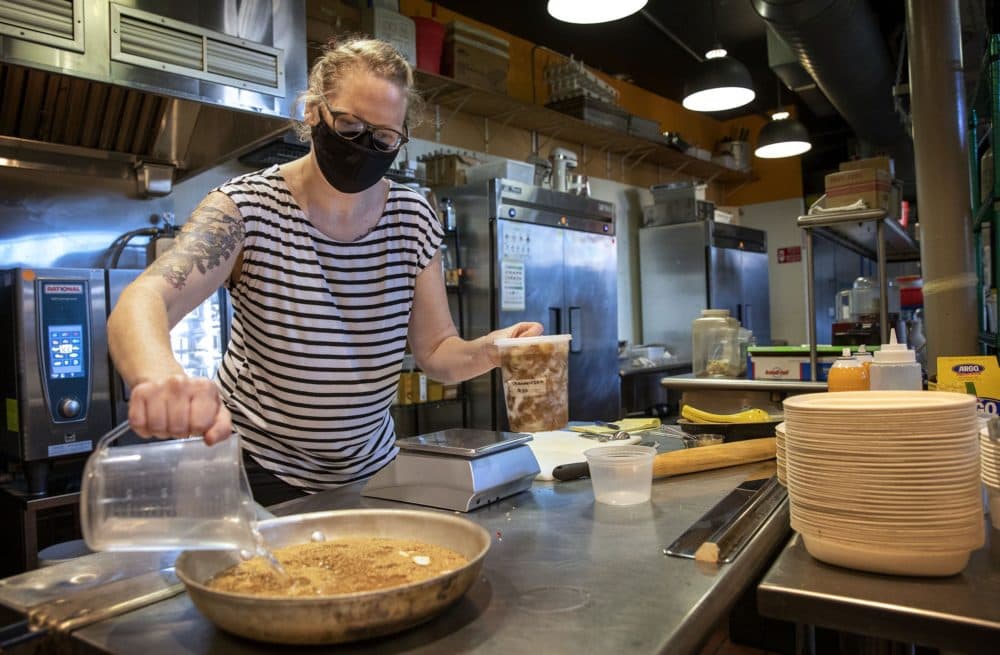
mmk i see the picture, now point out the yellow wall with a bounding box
[719,109,805,205]
[396,0,804,204]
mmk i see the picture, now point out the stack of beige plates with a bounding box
[782,391,984,577]
[979,425,1000,529]
[774,421,786,485]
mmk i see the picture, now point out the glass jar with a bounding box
[692,309,740,378]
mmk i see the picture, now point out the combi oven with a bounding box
[0,268,113,494]
[1,267,230,494]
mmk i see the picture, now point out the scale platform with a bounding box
[361,429,540,512]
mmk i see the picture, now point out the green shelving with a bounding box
[969,34,1000,353]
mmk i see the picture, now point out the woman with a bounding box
[108,37,541,504]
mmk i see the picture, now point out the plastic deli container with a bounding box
[585,445,656,506]
[495,334,571,432]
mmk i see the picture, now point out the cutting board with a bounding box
[528,430,641,481]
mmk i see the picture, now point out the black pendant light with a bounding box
[754,80,812,158]
[682,1,755,112]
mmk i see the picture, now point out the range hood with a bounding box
[0,0,307,194]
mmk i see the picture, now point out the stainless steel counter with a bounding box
[757,528,1000,654]
[65,463,791,655]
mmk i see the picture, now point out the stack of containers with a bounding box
[979,421,1000,529]
[781,391,984,576]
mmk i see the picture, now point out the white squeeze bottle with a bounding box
[868,328,923,391]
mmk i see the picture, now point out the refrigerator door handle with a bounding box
[549,307,562,335]
[568,306,582,353]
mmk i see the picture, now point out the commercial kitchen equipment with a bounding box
[0,265,233,573]
[0,0,306,188]
[440,178,620,428]
[0,268,113,495]
[362,429,539,512]
[639,221,771,364]
[798,207,919,380]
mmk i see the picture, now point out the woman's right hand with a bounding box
[128,374,232,445]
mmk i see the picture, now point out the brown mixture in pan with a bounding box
[206,537,469,597]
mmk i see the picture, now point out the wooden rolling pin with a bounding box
[653,437,776,479]
[551,437,776,482]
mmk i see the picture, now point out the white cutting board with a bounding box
[528,430,642,481]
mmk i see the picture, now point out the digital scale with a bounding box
[362,429,540,512]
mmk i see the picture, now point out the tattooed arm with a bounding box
[107,192,244,442]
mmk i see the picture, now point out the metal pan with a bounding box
[174,509,491,645]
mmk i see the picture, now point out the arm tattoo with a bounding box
[153,203,245,290]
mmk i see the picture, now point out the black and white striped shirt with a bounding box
[214,165,443,491]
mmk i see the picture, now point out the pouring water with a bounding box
[81,422,287,578]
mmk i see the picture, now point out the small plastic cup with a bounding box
[495,334,571,432]
[584,445,656,506]
[81,425,257,552]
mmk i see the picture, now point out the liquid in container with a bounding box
[827,348,868,392]
[868,328,923,391]
[81,427,258,552]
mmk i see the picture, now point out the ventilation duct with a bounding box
[751,0,907,147]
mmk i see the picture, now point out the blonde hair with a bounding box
[294,35,423,142]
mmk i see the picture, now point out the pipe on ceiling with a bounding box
[751,0,906,147]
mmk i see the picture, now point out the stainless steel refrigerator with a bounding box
[639,221,770,364]
[442,178,620,429]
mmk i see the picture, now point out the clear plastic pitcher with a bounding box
[81,423,257,552]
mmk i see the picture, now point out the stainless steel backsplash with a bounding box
[0,159,256,270]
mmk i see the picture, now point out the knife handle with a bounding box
[552,462,590,481]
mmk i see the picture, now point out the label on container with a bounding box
[506,378,546,396]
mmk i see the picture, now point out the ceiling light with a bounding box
[755,112,812,158]
[547,0,648,24]
[682,49,756,112]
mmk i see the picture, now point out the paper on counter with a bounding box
[567,417,661,436]
[528,430,642,481]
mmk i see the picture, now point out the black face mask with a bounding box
[311,122,397,193]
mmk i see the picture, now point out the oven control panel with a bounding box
[38,280,91,423]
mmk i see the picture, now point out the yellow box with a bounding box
[935,356,1000,416]
[397,372,413,405]
[427,380,443,402]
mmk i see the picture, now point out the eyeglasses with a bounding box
[321,100,409,152]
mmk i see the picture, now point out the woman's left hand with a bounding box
[484,322,544,367]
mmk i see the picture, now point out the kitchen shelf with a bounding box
[974,194,998,228]
[797,209,920,263]
[413,70,757,185]
[968,34,1000,353]
[798,207,915,380]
